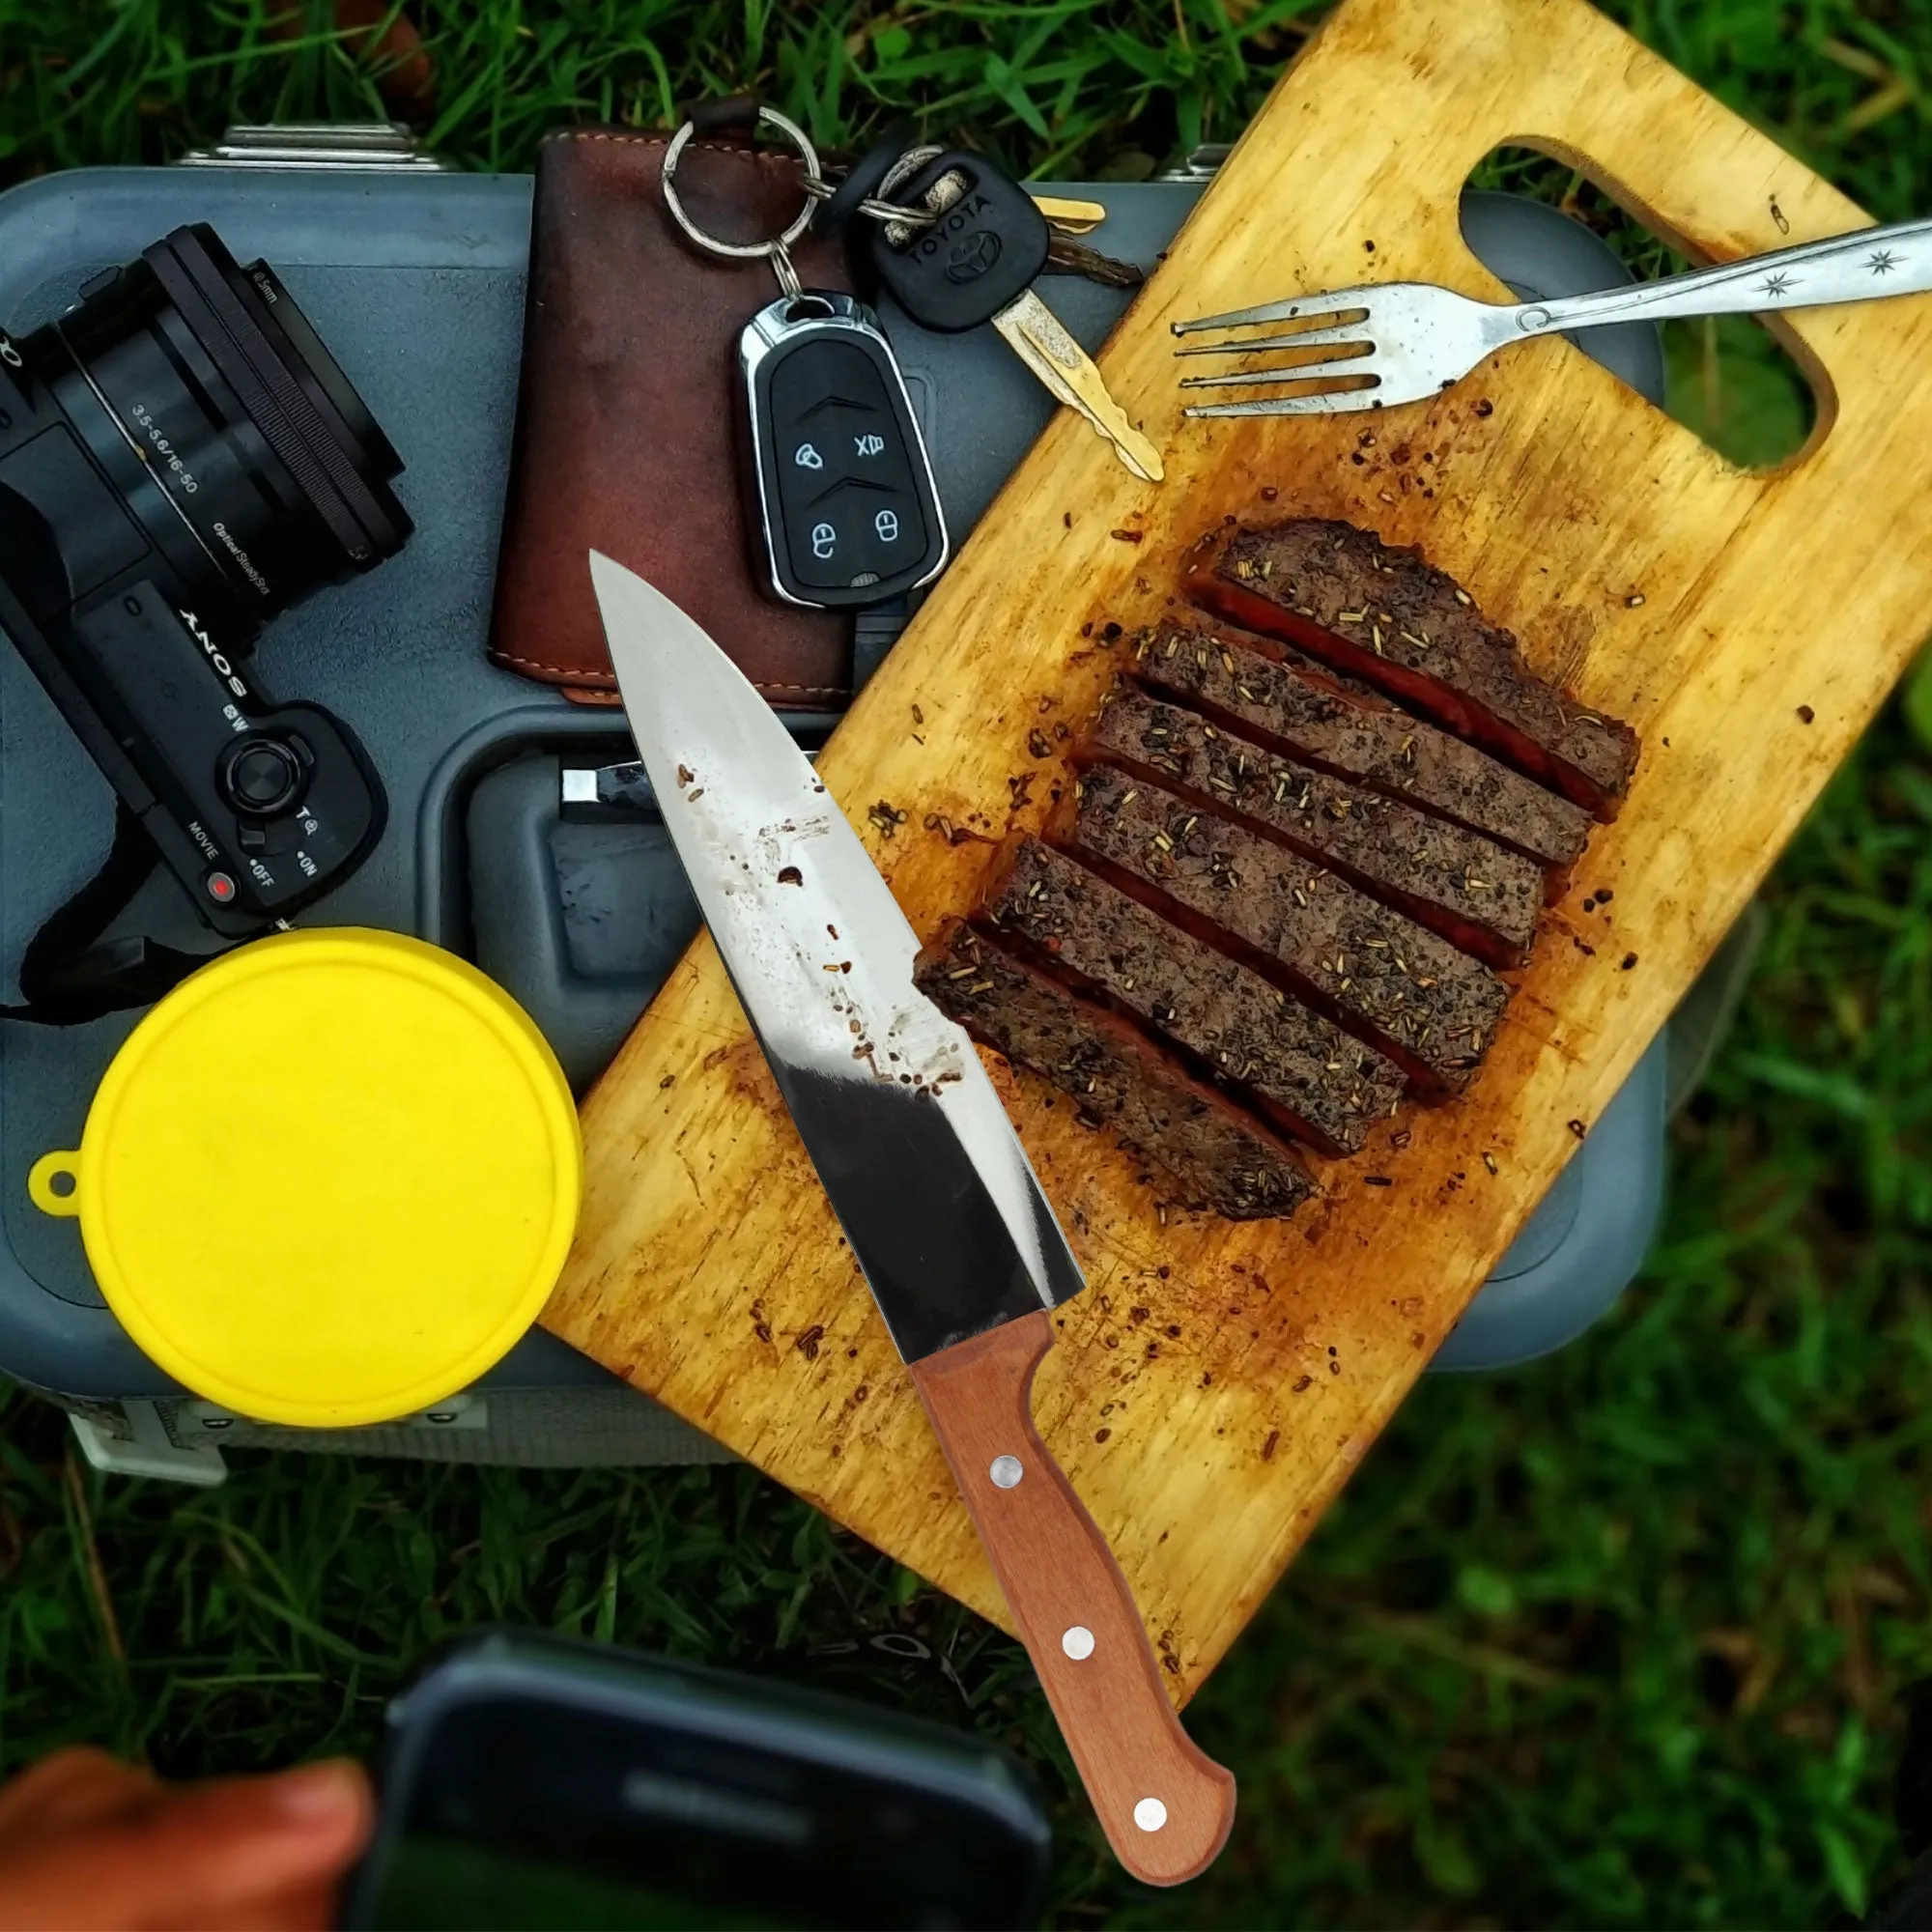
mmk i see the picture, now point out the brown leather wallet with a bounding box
[489,126,853,709]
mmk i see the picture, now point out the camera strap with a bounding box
[0,802,221,1025]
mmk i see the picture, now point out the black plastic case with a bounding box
[0,165,1665,1405]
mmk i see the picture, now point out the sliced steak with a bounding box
[981,838,1404,1156]
[1182,519,1638,818]
[1064,766,1508,1094]
[1083,688,1541,968]
[1133,619,1590,876]
[916,924,1316,1220]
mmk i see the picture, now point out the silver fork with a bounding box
[1172,214,1932,416]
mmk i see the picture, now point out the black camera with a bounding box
[0,222,406,936]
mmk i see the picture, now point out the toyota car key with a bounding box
[870,151,1163,483]
[661,107,947,611]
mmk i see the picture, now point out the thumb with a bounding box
[99,1760,373,1923]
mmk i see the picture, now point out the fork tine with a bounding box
[1179,355,1379,392]
[1173,320,1371,358]
[1183,388,1388,418]
[1170,286,1375,336]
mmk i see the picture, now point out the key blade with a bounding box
[588,553,1086,1363]
[993,290,1164,483]
[1028,191,1105,234]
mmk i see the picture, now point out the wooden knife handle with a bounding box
[907,1311,1236,1885]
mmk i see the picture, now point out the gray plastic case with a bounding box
[0,167,1664,1406]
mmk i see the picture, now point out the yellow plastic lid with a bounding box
[28,929,582,1429]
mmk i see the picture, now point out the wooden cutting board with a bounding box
[543,0,1932,1700]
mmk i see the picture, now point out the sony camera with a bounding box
[0,222,406,936]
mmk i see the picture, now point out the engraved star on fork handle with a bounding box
[1509,213,1932,334]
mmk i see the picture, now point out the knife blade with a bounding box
[589,552,1236,1885]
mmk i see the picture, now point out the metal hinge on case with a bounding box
[175,122,450,172]
[1154,143,1233,183]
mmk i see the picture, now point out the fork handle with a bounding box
[1520,214,1932,336]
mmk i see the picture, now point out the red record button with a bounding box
[205,869,238,905]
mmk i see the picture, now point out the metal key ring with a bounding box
[662,105,822,296]
[802,177,939,230]
[801,143,949,234]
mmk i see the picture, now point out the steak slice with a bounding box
[1133,619,1590,877]
[1064,766,1508,1094]
[982,838,1405,1156]
[1083,688,1541,968]
[1182,519,1638,818]
[916,924,1316,1220]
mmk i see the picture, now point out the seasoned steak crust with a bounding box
[1065,765,1509,1094]
[1183,519,1638,818]
[1133,618,1590,876]
[916,924,1317,1220]
[981,838,1406,1157]
[1082,687,1541,968]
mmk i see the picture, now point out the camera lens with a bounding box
[237,259,402,482]
[27,223,411,627]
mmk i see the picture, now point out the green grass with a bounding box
[5,3,1932,1925]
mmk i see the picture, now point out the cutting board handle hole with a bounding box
[1464,144,1833,472]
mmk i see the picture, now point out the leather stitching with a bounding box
[546,128,803,166]
[491,648,843,699]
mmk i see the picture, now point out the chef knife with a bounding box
[589,552,1236,1885]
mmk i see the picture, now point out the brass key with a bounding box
[994,297,1162,482]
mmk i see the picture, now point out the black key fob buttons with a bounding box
[740,293,949,611]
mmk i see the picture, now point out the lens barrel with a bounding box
[32,223,411,625]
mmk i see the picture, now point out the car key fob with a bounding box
[867,152,1052,332]
[740,292,949,611]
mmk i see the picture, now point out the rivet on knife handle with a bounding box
[907,1310,1236,1886]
